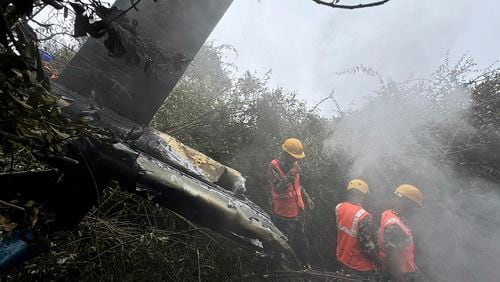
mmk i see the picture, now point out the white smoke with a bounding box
[324,61,500,281]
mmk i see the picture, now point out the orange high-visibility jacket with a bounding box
[269,159,305,218]
[335,202,376,271]
[378,210,416,273]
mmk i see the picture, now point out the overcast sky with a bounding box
[208,0,500,114]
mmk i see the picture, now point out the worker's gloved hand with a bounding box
[288,163,301,177]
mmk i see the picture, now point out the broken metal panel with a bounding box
[46,0,292,256]
[56,0,233,124]
[132,128,249,192]
[139,130,226,183]
[4,0,297,266]
[54,83,244,192]
[157,132,226,182]
[136,130,247,194]
[50,83,295,259]
[132,150,294,258]
[216,166,247,195]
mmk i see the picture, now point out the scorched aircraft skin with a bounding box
[0,0,297,270]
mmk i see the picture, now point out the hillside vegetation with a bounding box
[3,43,499,281]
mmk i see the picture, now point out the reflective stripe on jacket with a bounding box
[269,159,305,218]
[335,202,376,271]
[378,209,416,273]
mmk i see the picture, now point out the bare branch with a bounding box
[310,89,336,112]
[28,17,53,28]
[108,0,142,23]
[312,0,391,10]
[36,31,74,41]
[0,199,26,211]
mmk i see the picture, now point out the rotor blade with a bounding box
[57,0,233,124]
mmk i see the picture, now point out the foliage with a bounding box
[469,69,500,138]
[0,199,54,238]
[0,1,187,278]
[0,64,73,157]
[3,186,266,281]
[0,0,186,161]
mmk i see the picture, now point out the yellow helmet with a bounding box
[282,138,305,159]
[395,184,423,206]
[347,179,369,194]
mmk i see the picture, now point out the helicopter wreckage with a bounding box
[0,0,297,270]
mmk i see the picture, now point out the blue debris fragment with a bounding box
[0,230,47,272]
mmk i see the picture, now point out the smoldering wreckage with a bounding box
[1,0,300,277]
[0,0,499,281]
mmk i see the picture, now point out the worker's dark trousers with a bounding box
[272,211,310,266]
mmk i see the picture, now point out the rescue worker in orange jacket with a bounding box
[378,184,423,282]
[335,179,379,278]
[268,138,314,267]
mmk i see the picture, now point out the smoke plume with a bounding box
[325,62,500,281]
